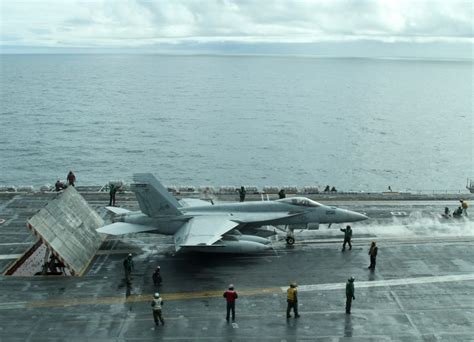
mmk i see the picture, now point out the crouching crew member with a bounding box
[278,189,286,199]
[55,180,66,192]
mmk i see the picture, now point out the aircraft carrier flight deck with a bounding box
[0,188,473,341]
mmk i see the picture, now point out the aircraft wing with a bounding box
[105,206,131,215]
[97,222,157,235]
[230,211,304,223]
[173,216,239,251]
[178,198,213,207]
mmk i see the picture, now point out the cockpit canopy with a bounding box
[277,197,322,207]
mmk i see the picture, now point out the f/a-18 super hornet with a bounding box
[97,174,368,254]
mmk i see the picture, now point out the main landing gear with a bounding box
[285,229,295,245]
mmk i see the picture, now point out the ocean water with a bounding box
[0,55,472,191]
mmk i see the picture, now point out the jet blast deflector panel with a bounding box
[27,186,104,276]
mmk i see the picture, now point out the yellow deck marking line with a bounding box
[27,287,281,309]
[22,273,474,309]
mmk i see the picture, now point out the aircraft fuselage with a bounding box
[115,199,367,235]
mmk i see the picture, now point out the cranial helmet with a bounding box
[229,284,234,290]
[154,292,160,298]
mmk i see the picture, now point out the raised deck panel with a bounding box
[26,187,104,275]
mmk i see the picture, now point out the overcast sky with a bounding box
[1,0,473,57]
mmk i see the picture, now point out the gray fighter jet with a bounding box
[97,174,368,254]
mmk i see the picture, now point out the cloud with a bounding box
[1,0,473,49]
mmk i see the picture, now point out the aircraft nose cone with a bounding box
[339,209,368,222]
[351,211,369,221]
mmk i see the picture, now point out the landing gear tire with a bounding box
[286,236,295,245]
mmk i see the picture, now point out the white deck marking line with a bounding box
[297,236,474,245]
[281,274,474,292]
[0,254,22,260]
[0,302,27,309]
[96,249,142,255]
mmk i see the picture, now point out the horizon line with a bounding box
[0,51,472,62]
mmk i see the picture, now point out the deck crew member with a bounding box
[368,241,378,270]
[151,293,164,326]
[443,207,451,218]
[278,189,286,199]
[109,183,118,206]
[461,200,469,216]
[223,284,238,322]
[286,283,300,318]
[345,277,355,314]
[123,253,134,283]
[55,180,65,192]
[340,225,353,251]
[238,186,246,202]
[67,171,76,187]
[152,266,162,285]
[453,206,463,218]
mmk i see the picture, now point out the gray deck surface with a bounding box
[0,191,473,341]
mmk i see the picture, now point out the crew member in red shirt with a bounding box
[223,284,238,322]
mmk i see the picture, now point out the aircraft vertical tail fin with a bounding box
[131,173,182,217]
